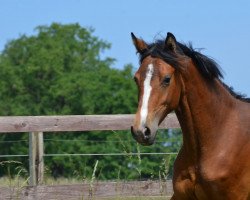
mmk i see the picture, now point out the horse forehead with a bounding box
[135,57,174,79]
[136,57,155,73]
[136,62,155,79]
[154,59,175,72]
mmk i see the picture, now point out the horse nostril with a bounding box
[144,126,151,137]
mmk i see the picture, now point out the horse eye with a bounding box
[163,75,171,85]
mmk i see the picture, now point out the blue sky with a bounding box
[1,0,250,96]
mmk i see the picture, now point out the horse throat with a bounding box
[174,74,236,162]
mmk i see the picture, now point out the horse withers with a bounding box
[130,32,250,200]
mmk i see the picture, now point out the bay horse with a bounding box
[130,32,250,199]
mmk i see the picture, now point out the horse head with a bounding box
[130,33,184,146]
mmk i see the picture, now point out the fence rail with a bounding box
[0,113,179,132]
[1,180,173,199]
[0,113,180,186]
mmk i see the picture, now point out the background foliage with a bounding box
[0,23,181,180]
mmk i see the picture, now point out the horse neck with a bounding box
[175,68,236,161]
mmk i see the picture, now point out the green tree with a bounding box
[0,23,129,115]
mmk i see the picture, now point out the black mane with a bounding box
[139,39,250,103]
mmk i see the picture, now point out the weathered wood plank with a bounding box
[28,132,44,186]
[29,132,37,186]
[0,181,173,200]
[0,113,179,133]
[37,132,44,185]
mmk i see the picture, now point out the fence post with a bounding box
[29,132,44,186]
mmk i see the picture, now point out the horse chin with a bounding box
[131,131,156,146]
[140,131,157,146]
[141,139,155,146]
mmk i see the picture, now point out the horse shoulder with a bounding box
[197,130,250,198]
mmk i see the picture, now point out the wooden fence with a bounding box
[0,113,180,187]
[0,180,174,199]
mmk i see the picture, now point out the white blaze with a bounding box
[140,63,154,126]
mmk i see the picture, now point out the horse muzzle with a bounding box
[131,125,156,146]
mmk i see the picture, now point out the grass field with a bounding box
[0,158,173,199]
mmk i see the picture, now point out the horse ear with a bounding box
[131,32,148,54]
[165,32,177,52]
